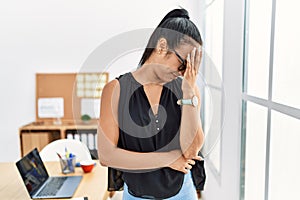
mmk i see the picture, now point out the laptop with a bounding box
[16,148,82,199]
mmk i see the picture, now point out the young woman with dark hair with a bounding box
[98,8,205,199]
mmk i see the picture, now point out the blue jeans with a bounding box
[122,171,197,200]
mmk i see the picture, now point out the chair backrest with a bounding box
[40,139,92,162]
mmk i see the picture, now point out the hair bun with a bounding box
[167,8,190,19]
[157,8,190,27]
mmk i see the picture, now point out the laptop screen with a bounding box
[16,148,49,196]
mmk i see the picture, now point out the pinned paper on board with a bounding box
[38,97,64,118]
[76,73,108,98]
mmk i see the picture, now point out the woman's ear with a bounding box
[156,38,168,55]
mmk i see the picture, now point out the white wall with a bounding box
[0,0,199,162]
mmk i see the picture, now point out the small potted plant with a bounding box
[81,114,91,124]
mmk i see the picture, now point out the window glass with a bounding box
[272,0,300,109]
[244,102,267,200]
[269,111,300,200]
[246,0,272,98]
[202,0,224,176]
[204,0,224,80]
[207,139,221,173]
[202,87,222,173]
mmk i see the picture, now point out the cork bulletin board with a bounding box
[36,72,109,121]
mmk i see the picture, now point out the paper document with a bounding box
[38,97,64,118]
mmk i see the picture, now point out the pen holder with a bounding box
[59,155,76,174]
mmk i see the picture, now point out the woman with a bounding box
[98,8,205,199]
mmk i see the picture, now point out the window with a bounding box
[201,0,225,177]
[241,0,300,199]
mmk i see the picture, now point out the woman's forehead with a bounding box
[177,43,200,54]
[183,36,201,46]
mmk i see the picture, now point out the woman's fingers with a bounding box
[185,163,192,170]
[184,46,201,82]
[183,159,195,173]
[185,159,195,165]
[182,164,191,174]
[190,47,196,70]
[193,155,203,161]
[182,168,189,174]
[194,47,202,74]
[192,48,197,76]
[169,155,202,174]
[186,54,191,77]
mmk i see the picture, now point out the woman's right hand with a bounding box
[168,152,196,174]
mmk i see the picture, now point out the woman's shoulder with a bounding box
[104,72,132,89]
[105,79,119,88]
[102,79,120,97]
[102,71,135,95]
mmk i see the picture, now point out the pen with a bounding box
[56,152,62,159]
[65,147,69,158]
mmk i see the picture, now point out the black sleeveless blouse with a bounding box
[116,72,184,199]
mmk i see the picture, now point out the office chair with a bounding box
[40,139,92,162]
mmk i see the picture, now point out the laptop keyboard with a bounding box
[37,177,67,196]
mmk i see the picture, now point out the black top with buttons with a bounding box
[116,72,184,199]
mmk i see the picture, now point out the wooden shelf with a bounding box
[19,120,98,157]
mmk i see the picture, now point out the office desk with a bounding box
[0,161,108,200]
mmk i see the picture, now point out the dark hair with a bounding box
[138,8,203,67]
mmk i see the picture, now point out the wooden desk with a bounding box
[0,161,107,200]
[19,120,98,157]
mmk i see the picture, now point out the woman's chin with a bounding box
[166,76,177,83]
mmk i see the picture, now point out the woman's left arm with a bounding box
[179,46,205,159]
